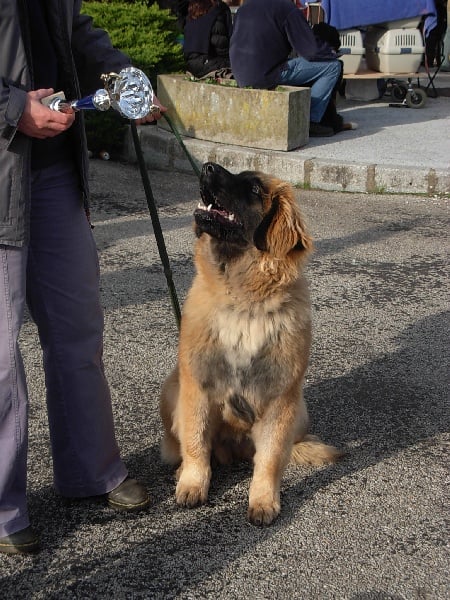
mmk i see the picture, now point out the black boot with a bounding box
[106,477,151,512]
[0,526,40,555]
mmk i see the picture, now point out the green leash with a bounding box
[163,114,201,179]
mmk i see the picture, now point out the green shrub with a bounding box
[81,1,184,157]
[81,1,184,85]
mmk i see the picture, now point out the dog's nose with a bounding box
[202,162,217,176]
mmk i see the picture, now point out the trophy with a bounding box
[44,67,159,119]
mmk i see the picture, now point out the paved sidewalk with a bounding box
[130,70,450,196]
[1,161,448,599]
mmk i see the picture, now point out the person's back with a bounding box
[230,0,319,89]
[183,0,233,78]
[230,0,354,137]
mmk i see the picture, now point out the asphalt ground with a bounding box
[0,160,448,599]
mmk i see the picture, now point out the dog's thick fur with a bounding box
[160,162,341,525]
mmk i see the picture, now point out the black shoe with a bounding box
[0,526,40,555]
[309,122,335,137]
[106,477,150,512]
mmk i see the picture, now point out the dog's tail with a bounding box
[290,434,343,466]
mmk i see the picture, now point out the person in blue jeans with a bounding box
[0,0,166,555]
[229,0,352,137]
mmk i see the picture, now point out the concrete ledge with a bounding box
[124,125,450,196]
[156,74,311,152]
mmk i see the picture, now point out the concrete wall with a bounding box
[156,74,311,152]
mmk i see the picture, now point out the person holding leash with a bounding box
[0,0,166,555]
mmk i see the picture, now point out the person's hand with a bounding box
[17,89,75,139]
[134,94,167,125]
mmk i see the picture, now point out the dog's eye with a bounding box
[251,184,262,197]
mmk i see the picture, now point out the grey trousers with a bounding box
[0,161,127,537]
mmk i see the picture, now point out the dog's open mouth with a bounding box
[194,189,243,230]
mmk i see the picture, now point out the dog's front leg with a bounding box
[176,381,212,508]
[248,400,296,526]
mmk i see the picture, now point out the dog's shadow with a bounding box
[281,310,447,509]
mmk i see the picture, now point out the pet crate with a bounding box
[376,18,422,30]
[365,27,425,73]
[339,29,364,74]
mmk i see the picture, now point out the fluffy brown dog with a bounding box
[160,162,341,525]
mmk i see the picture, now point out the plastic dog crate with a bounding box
[365,27,425,73]
[376,18,422,30]
[339,29,364,74]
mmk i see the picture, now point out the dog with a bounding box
[159,162,341,525]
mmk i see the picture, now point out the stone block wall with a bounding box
[156,75,310,152]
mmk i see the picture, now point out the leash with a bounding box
[130,120,182,329]
[130,114,202,330]
[163,114,201,179]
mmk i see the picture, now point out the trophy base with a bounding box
[40,91,66,108]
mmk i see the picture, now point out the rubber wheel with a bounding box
[406,88,427,108]
[391,84,407,102]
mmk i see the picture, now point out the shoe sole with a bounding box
[107,496,151,512]
[0,540,40,555]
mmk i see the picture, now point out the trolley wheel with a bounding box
[406,87,427,108]
[391,84,407,101]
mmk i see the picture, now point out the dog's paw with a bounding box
[175,482,208,507]
[175,468,210,507]
[247,500,280,526]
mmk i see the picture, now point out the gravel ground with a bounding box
[1,160,448,600]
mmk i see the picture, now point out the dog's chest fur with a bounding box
[196,300,292,413]
[214,299,284,368]
[190,276,307,406]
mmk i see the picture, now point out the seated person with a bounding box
[230,0,353,136]
[423,0,447,68]
[183,0,233,79]
[312,22,356,134]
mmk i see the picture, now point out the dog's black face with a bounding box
[195,162,267,249]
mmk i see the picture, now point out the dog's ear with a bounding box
[253,183,313,257]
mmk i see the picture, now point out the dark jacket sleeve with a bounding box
[210,4,232,59]
[70,5,131,96]
[285,9,336,61]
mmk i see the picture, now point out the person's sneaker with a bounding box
[106,477,150,512]
[309,122,335,137]
[0,526,40,555]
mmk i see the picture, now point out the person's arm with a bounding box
[71,1,166,122]
[285,8,336,61]
[211,5,233,58]
[70,1,130,96]
[0,78,28,148]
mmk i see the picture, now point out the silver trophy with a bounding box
[45,67,159,119]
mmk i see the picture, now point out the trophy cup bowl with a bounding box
[46,67,157,120]
[103,67,154,119]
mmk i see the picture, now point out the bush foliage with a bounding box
[81,1,184,85]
